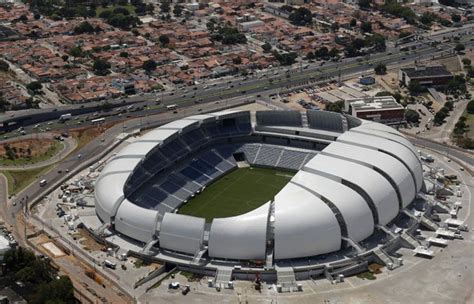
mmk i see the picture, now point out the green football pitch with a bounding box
[177,167,295,222]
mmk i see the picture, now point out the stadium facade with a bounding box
[91,110,425,281]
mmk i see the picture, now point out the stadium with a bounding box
[90,109,425,285]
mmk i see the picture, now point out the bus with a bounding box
[91,118,105,124]
[166,104,177,111]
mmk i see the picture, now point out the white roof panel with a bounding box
[159,119,198,130]
[101,157,141,176]
[94,172,128,222]
[323,142,416,207]
[115,199,158,242]
[139,128,177,142]
[292,171,374,242]
[274,183,341,259]
[208,202,269,260]
[159,213,205,255]
[114,142,158,158]
[337,130,423,193]
[304,154,399,226]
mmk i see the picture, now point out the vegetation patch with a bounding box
[2,165,53,196]
[0,139,62,166]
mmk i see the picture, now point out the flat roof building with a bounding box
[344,96,405,124]
[399,65,453,88]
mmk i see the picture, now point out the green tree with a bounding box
[93,58,111,75]
[142,59,157,72]
[0,59,9,71]
[360,21,372,33]
[27,81,43,94]
[326,100,344,113]
[262,42,272,53]
[467,100,474,114]
[173,4,183,17]
[272,51,297,66]
[159,34,170,45]
[74,21,95,34]
[451,13,461,23]
[374,63,387,75]
[358,0,371,9]
[160,0,170,13]
[68,46,84,57]
[232,56,242,65]
[350,18,357,27]
[405,109,420,123]
[288,7,312,26]
[455,43,465,53]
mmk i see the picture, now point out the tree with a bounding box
[74,21,94,34]
[113,6,130,16]
[120,51,129,58]
[27,81,42,94]
[328,47,339,58]
[69,46,84,58]
[18,14,28,23]
[405,109,420,123]
[315,47,329,58]
[374,63,387,75]
[350,18,357,27]
[173,4,183,17]
[455,43,465,53]
[288,7,312,26]
[451,13,461,23]
[142,59,157,72]
[160,0,170,13]
[360,21,372,33]
[306,51,315,60]
[232,56,242,65]
[262,42,272,53]
[462,58,471,66]
[408,80,423,94]
[93,58,111,75]
[358,0,371,9]
[331,22,339,32]
[434,110,447,125]
[467,100,474,114]
[0,59,9,71]
[272,51,297,66]
[159,34,170,45]
[326,100,344,113]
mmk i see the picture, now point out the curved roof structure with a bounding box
[94,110,422,261]
[274,183,341,259]
[208,202,270,260]
[159,213,205,255]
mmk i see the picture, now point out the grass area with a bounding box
[0,140,63,166]
[178,167,294,222]
[179,271,203,282]
[464,111,474,139]
[1,165,53,196]
[70,126,106,154]
[96,4,136,16]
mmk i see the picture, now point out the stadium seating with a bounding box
[277,149,311,171]
[254,145,283,167]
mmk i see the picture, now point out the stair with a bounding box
[191,248,208,265]
[215,268,233,286]
[301,112,309,128]
[95,222,111,236]
[276,267,296,290]
[401,232,420,249]
[376,224,398,239]
[373,248,394,267]
[142,239,159,255]
[341,115,348,132]
[420,215,439,231]
[342,237,364,254]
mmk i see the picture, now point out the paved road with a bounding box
[1,25,472,130]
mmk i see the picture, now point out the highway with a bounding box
[1,24,472,132]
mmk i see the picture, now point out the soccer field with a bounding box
[178,167,295,222]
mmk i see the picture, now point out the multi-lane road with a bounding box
[1,24,472,133]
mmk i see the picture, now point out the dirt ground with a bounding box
[74,228,106,252]
[0,138,57,158]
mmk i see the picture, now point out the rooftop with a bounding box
[347,96,404,111]
[400,65,452,78]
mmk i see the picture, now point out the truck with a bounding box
[58,113,72,122]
